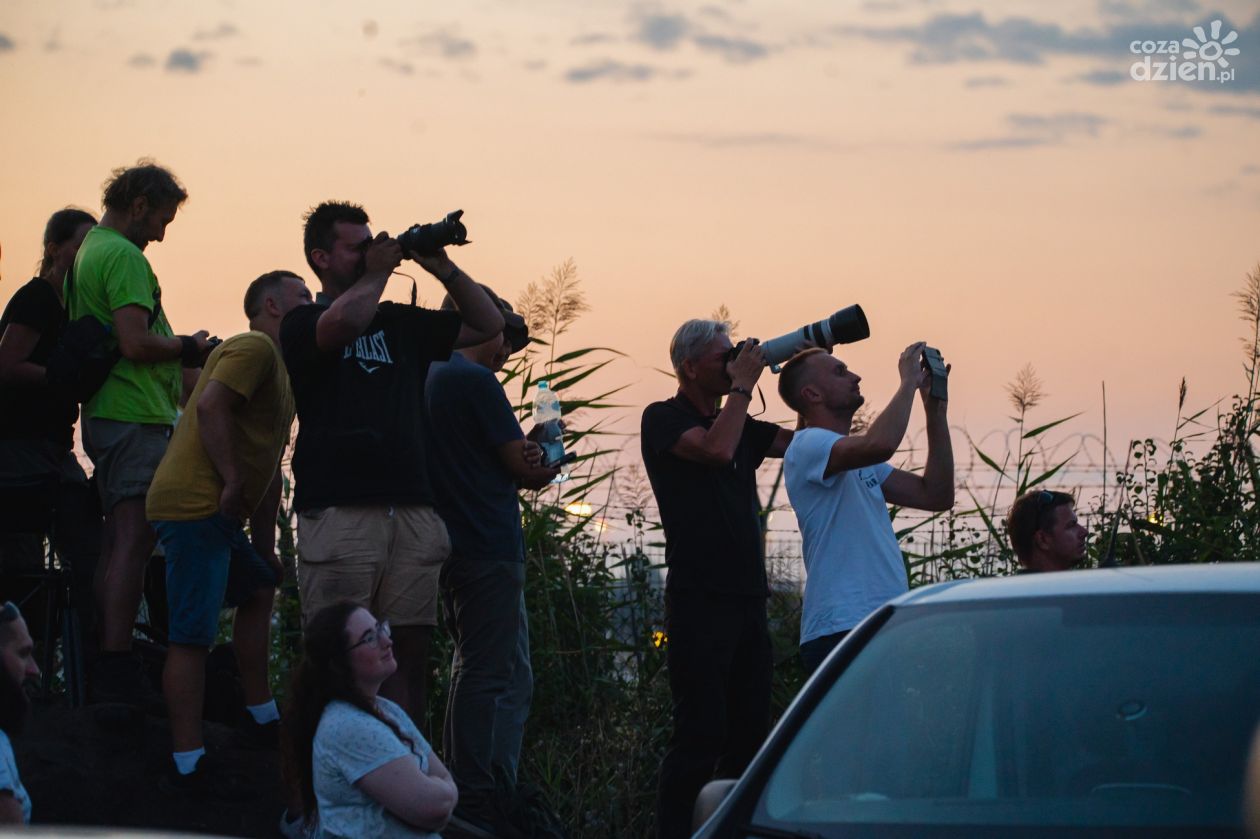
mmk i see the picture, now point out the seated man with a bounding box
[1006,489,1088,572]
[779,344,954,674]
[0,602,39,825]
[146,270,312,796]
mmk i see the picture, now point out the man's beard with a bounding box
[0,668,29,736]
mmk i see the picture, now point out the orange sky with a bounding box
[2,0,1258,484]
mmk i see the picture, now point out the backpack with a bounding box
[44,266,161,403]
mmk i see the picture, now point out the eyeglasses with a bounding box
[347,620,391,651]
[0,602,19,624]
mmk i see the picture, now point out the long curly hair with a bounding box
[280,601,414,821]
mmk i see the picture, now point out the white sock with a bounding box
[247,699,280,724]
[173,747,205,775]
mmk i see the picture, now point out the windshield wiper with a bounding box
[740,824,828,839]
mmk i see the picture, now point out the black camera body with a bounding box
[921,346,948,400]
[396,209,470,258]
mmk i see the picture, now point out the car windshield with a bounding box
[753,594,1260,837]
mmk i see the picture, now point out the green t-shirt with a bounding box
[68,226,180,424]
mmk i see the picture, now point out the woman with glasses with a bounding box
[281,601,457,839]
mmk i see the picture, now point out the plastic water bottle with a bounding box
[533,381,567,477]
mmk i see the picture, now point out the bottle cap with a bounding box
[538,380,549,389]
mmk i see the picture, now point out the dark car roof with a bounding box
[894,563,1260,606]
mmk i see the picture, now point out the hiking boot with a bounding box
[159,752,257,802]
[89,652,166,715]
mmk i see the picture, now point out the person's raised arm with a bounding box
[881,361,954,511]
[355,754,459,833]
[668,340,766,466]
[412,250,503,349]
[314,233,400,352]
[823,341,926,477]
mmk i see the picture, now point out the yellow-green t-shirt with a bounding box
[146,332,295,522]
[68,226,180,424]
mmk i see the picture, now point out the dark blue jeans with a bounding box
[440,556,532,801]
[799,629,850,675]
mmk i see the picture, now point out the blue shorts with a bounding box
[153,513,280,647]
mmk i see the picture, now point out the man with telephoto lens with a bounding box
[641,320,793,839]
[281,201,503,721]
[778,343,954,674]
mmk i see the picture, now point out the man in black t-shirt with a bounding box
[280,201,503,719]
[641,319,792,839]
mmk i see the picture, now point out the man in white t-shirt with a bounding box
[778,343,954,673]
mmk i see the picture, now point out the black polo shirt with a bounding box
[641,394,780,597]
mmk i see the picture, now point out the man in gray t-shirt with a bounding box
[779,344,954,673]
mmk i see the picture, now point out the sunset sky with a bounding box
[2,0,1258,490]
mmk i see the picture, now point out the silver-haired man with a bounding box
[640,319,793,839]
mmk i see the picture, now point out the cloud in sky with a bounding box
[0,33,14,52]
[381,57,415,75]
[564,59,687,83]
[964,75,1008,87]
[635,13,690,50]
[1209,104,1260,119]
[839,10,1259,94]
[166,48,210,73]
[127,52,154,67]
[625,8,772,65]
[405,28,476,60]
[192,23,239,41]
[948,111,1107,151]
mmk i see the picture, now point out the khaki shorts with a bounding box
[82,418,171,512]
[297,504,451,628]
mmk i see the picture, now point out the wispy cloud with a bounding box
[1209,104,1260,120]
[166,48,210,73]
[564,60,687,83]
[380,57,414,76]
[192,23,239,41]
[404,27,476,60]
[571,32,615,46]
[1242,164,1260,175]
[964,75,1008,87]
[839,10,1259,94]
[1075,69,1128,86]
[0,33,15,52]
[948,111,1107,151]
[692,34,768,63]
[127,52,155,67]
[650,131,865,152]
